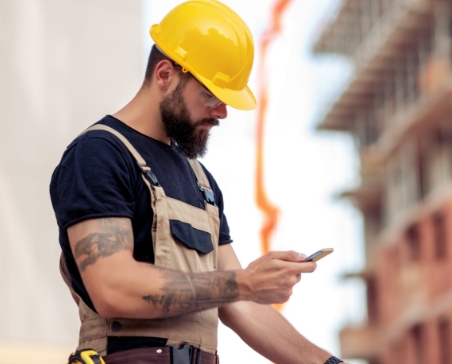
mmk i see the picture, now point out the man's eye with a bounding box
[199,89,214,101]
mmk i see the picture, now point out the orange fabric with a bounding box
[255,0,293,313]
[255,0,293,255]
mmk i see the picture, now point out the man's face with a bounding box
[159,77,219,159]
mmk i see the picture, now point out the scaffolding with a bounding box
[313,0,452,363]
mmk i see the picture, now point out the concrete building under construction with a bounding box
[313,0,452,363]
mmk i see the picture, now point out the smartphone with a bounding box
[304,248,334,262]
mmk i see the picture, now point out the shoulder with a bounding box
[50,119,141,229]
[63,118,139,172]
[51,117,143,201]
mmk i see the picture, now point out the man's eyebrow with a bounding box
[173,62,213,95]
[201,85,214,94]
[195,77,213,94]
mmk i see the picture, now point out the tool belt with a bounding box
[103,345,219,364]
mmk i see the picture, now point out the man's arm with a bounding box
[218,244,334,364]
[67,217,316,319]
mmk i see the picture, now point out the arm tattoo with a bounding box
[74,218,133,272]
[143,269,239,317]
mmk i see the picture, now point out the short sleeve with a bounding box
[50,133,138,229]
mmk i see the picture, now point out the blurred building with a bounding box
[0,1,143,362]
[312,0,452,363]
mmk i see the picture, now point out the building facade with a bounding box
[312,0,452,363]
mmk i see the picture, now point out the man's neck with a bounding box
[112,87,170,144]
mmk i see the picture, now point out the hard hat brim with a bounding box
[199,76,257,111]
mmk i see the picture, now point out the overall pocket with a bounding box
[169,220,213,254]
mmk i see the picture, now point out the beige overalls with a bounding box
[60,125,221,357]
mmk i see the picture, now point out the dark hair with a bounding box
[144,45,169,82]
[143,45,191,85]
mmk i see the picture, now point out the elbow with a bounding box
[92,296,122,319]
[89,286,130,318]
[89,288,162,319]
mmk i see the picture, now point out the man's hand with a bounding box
[237,251,317,304]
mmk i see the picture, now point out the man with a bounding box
[50,1,344,363]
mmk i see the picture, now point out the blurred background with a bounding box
[1,0,451,363]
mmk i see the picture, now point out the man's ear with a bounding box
[154,60,178,91]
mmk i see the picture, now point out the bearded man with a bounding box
[50,1,344,364]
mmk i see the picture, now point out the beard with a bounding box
[159,81,219,159]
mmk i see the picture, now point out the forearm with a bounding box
[87,255,242,319]
[142,266,239,317]
[219,301,332,364]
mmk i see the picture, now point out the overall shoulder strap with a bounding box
[188,159,211,189]
[79,124,160,187]
[188,159,216,206]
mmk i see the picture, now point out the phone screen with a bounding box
[304,248,334,262]
[305,251,323,261]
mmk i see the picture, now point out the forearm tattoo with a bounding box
[74,218,133,272]
[143,269,239,317]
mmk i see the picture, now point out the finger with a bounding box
[285,261,317,274]
[268,250,306,262]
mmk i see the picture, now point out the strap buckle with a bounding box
[197,182,216,207]
[136,162,160,187]
[170,344,202,364]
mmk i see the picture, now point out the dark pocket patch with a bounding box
[169,220,213,254]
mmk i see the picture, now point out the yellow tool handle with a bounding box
[68,349,105,364]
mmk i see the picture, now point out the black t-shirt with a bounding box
[50,115,232,352]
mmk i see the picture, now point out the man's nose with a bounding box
[210,103,228,119]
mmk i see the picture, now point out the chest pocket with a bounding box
[169,220,214,254]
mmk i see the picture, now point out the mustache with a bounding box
[194,118,219,128]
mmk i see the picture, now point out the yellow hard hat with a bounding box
[150,0,256,111]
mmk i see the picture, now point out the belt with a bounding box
[103,346,218,364]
